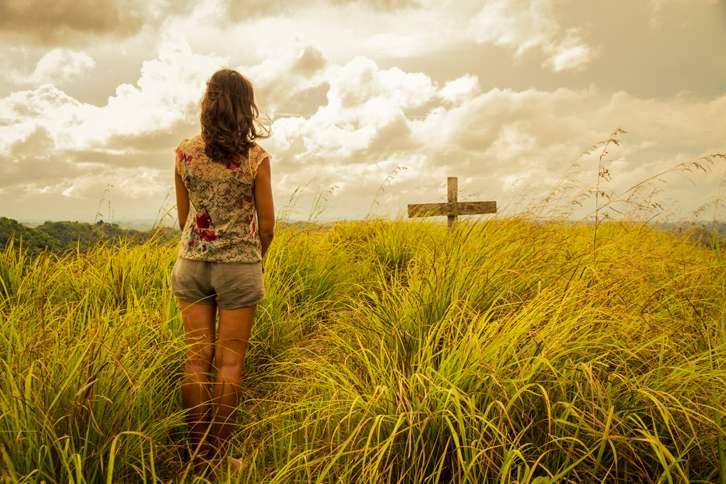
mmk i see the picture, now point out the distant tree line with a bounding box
[0,216,722,256]
[0,217,178,256]
[656,221,726,250]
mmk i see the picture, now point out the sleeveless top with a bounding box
[174,134,269,263]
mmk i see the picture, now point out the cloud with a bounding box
[439,75,480,104]
[543,28,593,72]
[101,118,199,153]
[244,49,724,220]
[291,46,327,75]
[26,49,97,85]
[0,38,226,152]
[0,128,75,191]
[225,0,420,20]
[262,55,438,165]
[225,0,298,20]
[0,126,168,195]
[330,0,421,11]
[0,0,145,46]
[238,46,331,119]
[647,0,716,24]
[469,0,594,72]
[49,167,167,200]
[1,39,723,223]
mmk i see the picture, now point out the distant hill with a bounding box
[654,221,725,250]
[0,217,324,256]
[0,217,177,255]
[1,216,722,256]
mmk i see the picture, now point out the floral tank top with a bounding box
[174,134,269,263]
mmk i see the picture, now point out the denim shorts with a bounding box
[170,257,265,309]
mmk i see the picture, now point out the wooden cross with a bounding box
[407,177,497,229]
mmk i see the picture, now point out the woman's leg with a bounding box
[178,299,217,462]
[209,304,256,458]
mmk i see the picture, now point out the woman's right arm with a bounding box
[254,156,275,260]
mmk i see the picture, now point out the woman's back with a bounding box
[175,134,270,263]
[171,67,274,472]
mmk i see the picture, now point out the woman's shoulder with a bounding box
[176,137,188,154]
[176,134,204,156]
[251,141,270,162]
[246,142,269,176]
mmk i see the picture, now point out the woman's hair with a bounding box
[200,68,271,162]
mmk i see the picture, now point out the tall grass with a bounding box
[0,216,723,482]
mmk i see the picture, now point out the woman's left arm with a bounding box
[174,165,189,231]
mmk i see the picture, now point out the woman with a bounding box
[170,68,274,474]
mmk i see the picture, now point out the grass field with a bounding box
[0,218,724,482]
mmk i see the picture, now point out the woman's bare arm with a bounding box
[174,168,189,231]
[254,156,275,260]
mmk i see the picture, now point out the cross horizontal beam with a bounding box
[407,201,497,218]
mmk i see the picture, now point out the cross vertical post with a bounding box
[447,176,457,230]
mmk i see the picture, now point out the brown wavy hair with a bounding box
[200,68,271,162]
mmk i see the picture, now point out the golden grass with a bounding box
[0,217,723,482]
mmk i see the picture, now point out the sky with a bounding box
[1,0,724,226]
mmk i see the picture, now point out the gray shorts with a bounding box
[171,257,265,309]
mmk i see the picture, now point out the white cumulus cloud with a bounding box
[0,37,724,223]
[469,0,594,72]
[29,48,96,85]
